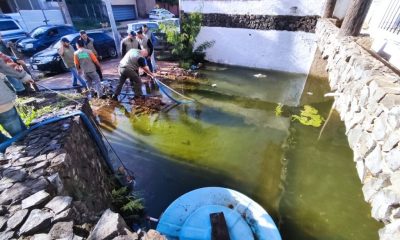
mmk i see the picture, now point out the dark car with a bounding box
[16,25,76,56]
[30,32,117,73]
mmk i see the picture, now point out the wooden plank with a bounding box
[339,0,374,36]
[210,212,231,240]
[323,0,337,18]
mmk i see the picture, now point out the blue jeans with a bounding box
[70,67,87,87]
[6,76,25,92]
[0,107,26,143]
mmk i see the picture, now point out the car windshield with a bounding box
[30,27,48,39]
[0,20,19,31]
[149,11,157,14]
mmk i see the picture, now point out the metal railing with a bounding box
[378,0,400,35]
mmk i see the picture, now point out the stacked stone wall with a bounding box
[199,13,319,32]
[316,19,400,239]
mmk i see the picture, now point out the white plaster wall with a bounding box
[332,0,350,20]
[181,0,325,16]
[195,27,317,74]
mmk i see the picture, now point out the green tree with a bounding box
[160,12,214,68]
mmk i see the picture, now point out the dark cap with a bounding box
[79,30,86,35]
[136,30,143,35]
[129,31,137,36]
[61,37,70,43]
[142,24,148,28]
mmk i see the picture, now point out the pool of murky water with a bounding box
[96,64,382,240]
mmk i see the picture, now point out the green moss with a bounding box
[275,103,283,117]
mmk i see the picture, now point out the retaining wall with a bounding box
[182,0,322,74]
[316,18,400,239]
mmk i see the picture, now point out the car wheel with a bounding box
[108,47,117,58]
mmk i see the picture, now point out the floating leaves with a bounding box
[291,105,325,128]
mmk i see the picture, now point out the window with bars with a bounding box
[378,0,400,35]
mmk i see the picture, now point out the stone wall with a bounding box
[199,13,319,32]
[315,18,400,240]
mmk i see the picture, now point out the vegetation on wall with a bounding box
[159,12,214,69]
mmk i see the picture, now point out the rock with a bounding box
[142,229,166,240]
[372,117,387,141]
[385,148,400,172]
[113,234,139,240]
[45,196,72,214]
[53,208,73,223]
[30,233,51,240]
[87,209,130,240]
[0,231,14,239]
[379,220,400,240]
[0,169,27,184]
[21,190,51,209]
[6,209,29,230]
[0,177,48,205]
[47,173,64,194]
[383,130,400,152]
[18,209,53,236]
[0,215,7,231]
[362,175,390,202]
[371,189,400,222]
[49,221,74,239]
[365,145,383,176]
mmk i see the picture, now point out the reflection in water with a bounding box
[97,64,382,240]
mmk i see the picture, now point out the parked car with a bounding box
[30,31,117,73]
[127,21,159,33]
[16,25,76,56]
[149,8,175,20]
[152,18,180,32]
[0,15,27,44]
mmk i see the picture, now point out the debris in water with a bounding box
[292,105,325,127]
[211,84,217,87]
[254,73,267,78]
[307,92,313,95]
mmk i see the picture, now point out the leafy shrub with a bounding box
[159,12,214,68]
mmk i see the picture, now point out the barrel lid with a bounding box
[179,205,254,240]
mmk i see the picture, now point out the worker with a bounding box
[58,37,87,88]
[74,40,103,98]
[141,25,157,72]
[137,30,154,73]
[112,49,155,101]
[121,31,141,57]
[78,30,103,80]
[0,53,34,144]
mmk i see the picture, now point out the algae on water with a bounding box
[291,105,325,128]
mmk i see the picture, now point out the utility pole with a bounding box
[323,0,337,18]
[339,0,374,36]
[58,0,73,25]
[103,0,121,57]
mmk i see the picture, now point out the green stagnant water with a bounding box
[96,64,382,240]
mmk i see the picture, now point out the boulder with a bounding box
[7,209,29,230]
[49,221,74,239]
[21,190,51,209]
[45,196,72,214]
[18,209,53,236]
[87,209,130,240]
